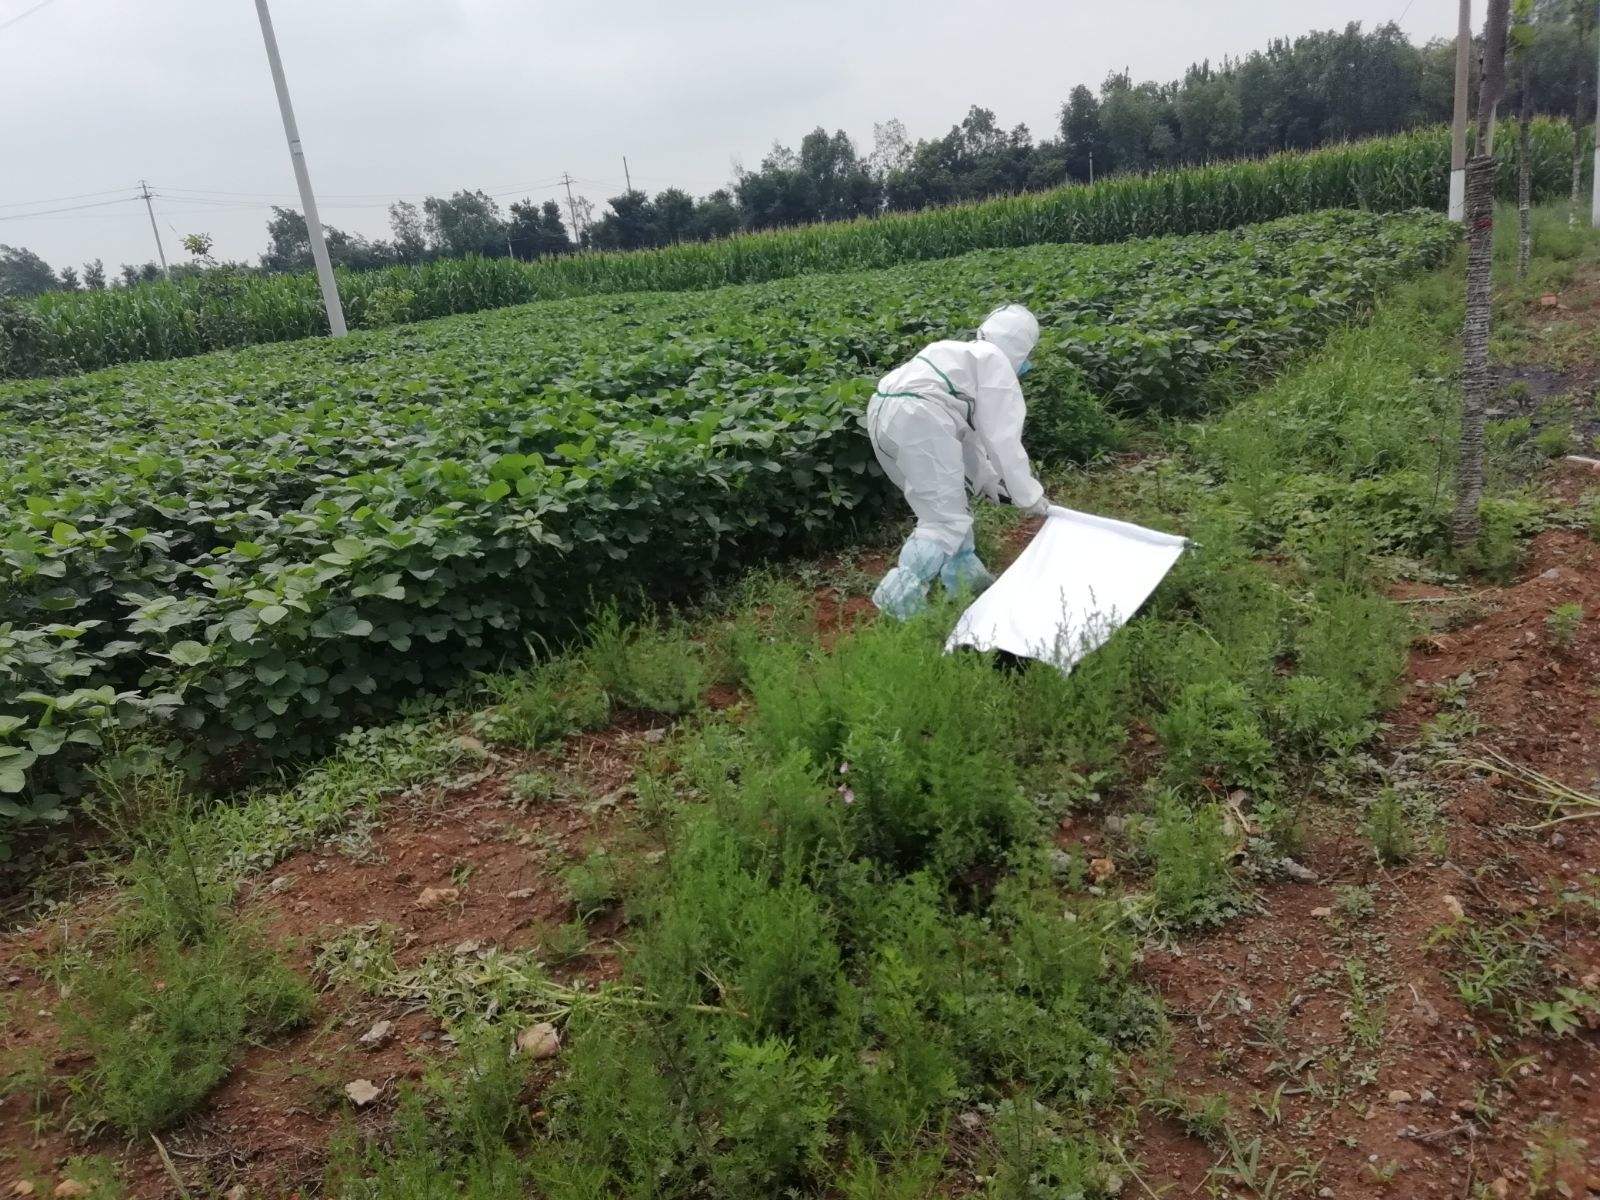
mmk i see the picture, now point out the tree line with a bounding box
[2,6,1595,299]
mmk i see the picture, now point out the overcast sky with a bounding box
[2,0,1463,271]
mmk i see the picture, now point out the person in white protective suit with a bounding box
[865,303,1051,619]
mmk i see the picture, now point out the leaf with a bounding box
[166,640,211,667]
[258,604,289,626]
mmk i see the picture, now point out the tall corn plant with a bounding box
[1455,0,1512,550]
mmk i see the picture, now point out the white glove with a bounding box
[1021,496,1051,518]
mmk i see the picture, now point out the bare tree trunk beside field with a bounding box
[1454,0,1511,550]
[1575,118,1585,218]
[1518,81,1533,279]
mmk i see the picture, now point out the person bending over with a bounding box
[865,302,1051,618]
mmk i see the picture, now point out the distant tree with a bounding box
[423,189,507,258]
[0,245,59,299]
[261,206,392,272]
[737,128,878,228]
[867,118,913,178]
[653,188,696,243]
[507,198,571,259]
[1099,72,1168,171]
[1176,62,1243,163]
[570,195,595,243]
[1059,85,1109,180]
[82,259,106,290]
[689,190,741,241]
[56,265,81,291]
[118,263,164,287]
[589,189,660,251]
[262,207,313,272]
[388,200,427,264]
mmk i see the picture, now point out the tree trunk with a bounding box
[1454,155,1499,549]
[1454,0,1510,551]
[1517,77,1533,279]
[1574,117,1585,223]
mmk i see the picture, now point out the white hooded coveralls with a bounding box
[866,304,1045,615]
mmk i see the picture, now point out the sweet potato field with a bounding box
[0,209,1459,844]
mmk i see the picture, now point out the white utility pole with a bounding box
[1592,0,1600,227]
[561,172,584,241]
[253,0,346,337]
[1450,0,1472,221]
[138,180,170,278]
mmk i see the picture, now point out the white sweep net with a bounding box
[946,505,1188,673]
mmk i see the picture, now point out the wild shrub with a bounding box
[475,656,609,749]
[713,1038,838,1193]
[1020,354,1124,465]
[1147,793,1238,929]
[1362,788,1414,865]
[1154,679,1277,795]
[745,616,1036,881]
[1545,602,1583,649]
[983,1095,1109,1200]
[1294,585,1410,721]
[325,1025,535,1200]
[1007,632,1138,785]
[586,606,707,716]
[57,915,311,1134]
[49,817,313,1135]
[1463,497,1543,581]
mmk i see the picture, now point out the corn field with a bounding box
[3,120,1586,379]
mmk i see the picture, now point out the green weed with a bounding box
[1545,602,1583,649]
[54,842,312,1134]
[1147,793,1239,929]
[476,656,610,749]
[587,607,707,716]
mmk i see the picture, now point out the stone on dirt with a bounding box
[414,886,460,909]
[516,1021,561,1059]
[344,1078,383,1107]
[358,1019,393,1048]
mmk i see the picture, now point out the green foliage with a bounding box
[325,1024,536,1200]
[586,607,707,716]
[0,210,1457,832]
[714,1038,837,1192]
[476,657,610,750]
[1362,788,1414,865]
[1147,793,1239,929]
[744,614,1037,880]
[1545,601,1583,648]
[53,831,312,1134]
[1154,680,1277,795]
[3,123,1563,378]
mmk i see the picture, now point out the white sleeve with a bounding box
[970,345,1043,509]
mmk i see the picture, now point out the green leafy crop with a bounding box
[0,209,1458,839]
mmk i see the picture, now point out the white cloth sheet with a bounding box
[946,505,1188,672]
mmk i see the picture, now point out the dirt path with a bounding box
[1132,503,1600,1198]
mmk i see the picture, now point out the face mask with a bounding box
[1016,359,1033,379]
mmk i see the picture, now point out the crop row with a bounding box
[0,209,1460,837]
[5,123,1568,379]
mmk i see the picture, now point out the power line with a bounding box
[0,185,136,210]
[0,0,59,34]
[0,194,141,221]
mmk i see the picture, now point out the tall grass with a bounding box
[6,120,1584,379]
